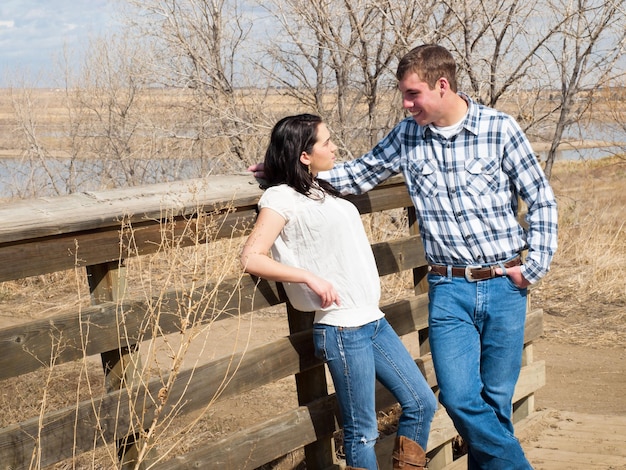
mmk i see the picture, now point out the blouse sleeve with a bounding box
[258,186,293,222]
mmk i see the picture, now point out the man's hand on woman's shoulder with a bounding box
[248,163,265,179]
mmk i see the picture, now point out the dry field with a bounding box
[533,156,626,346]
[531,156,626,418]
[0,152,624,468]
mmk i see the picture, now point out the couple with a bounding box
[241,44,558,470]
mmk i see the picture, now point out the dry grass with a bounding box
[0,155,624,469]
[1,156,623,342]
[532,156,626,346]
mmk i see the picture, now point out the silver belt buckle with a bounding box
[464,265,482,282]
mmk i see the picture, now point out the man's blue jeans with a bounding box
[428,273,533,470]
[313,317,437,470]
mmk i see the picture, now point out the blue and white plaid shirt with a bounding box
[323,93,558,283]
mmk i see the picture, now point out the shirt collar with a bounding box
[459,92,480,137]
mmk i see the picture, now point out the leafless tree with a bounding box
[5,0,624,199]
[539,0,626,178]
[418,0,625,178]
[67,33,155,188]
[604,76,626,160]
[122,0,270,169]
[258,0,447,154]
[441,0,558,108]
[8,86,65,196]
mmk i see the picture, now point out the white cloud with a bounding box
[0,0,118,86]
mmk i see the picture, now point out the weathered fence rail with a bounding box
[0,174,544,469]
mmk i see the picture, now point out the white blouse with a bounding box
[258,184,384,327]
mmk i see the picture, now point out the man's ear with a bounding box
[438,77,449,95]
[300,152,311,165]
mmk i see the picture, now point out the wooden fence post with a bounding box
[86,260,157,469]
[405,205,455,469]
[284,286,338,470]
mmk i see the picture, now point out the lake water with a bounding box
[0,157,210,200]
[539,142,625,162]
[537,124,626,162]
[1,130,624,200]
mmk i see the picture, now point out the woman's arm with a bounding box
[240,208,340,308]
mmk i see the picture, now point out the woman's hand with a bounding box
[242,208,340,308]
[305,274,341,308]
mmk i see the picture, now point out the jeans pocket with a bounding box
[503,274,527,292]
[427,272,453,286]
[312,327,327,361]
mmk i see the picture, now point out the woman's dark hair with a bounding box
[262,113,340,197]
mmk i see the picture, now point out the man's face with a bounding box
[398,72,442,126]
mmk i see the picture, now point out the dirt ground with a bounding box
[1,304,623,470]
[162,308,626,470]
[202,307,626,414]
[204,309,626,423]
[533,328,626,416]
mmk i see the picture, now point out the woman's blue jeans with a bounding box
[428,273,533,470]
[313,317,437,470]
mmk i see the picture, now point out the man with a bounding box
[250,44,557,469]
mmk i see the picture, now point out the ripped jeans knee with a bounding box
[344,431,379,469]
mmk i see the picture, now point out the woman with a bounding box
[240,114,436,469]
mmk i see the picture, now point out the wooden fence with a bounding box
[0,174,545,469]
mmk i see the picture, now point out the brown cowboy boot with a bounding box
[392,435,428,469]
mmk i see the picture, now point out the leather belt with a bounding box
[428,256,521,282]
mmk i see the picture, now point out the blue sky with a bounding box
[0,0,118,87]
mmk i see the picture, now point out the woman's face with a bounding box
[301,123,337,176]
